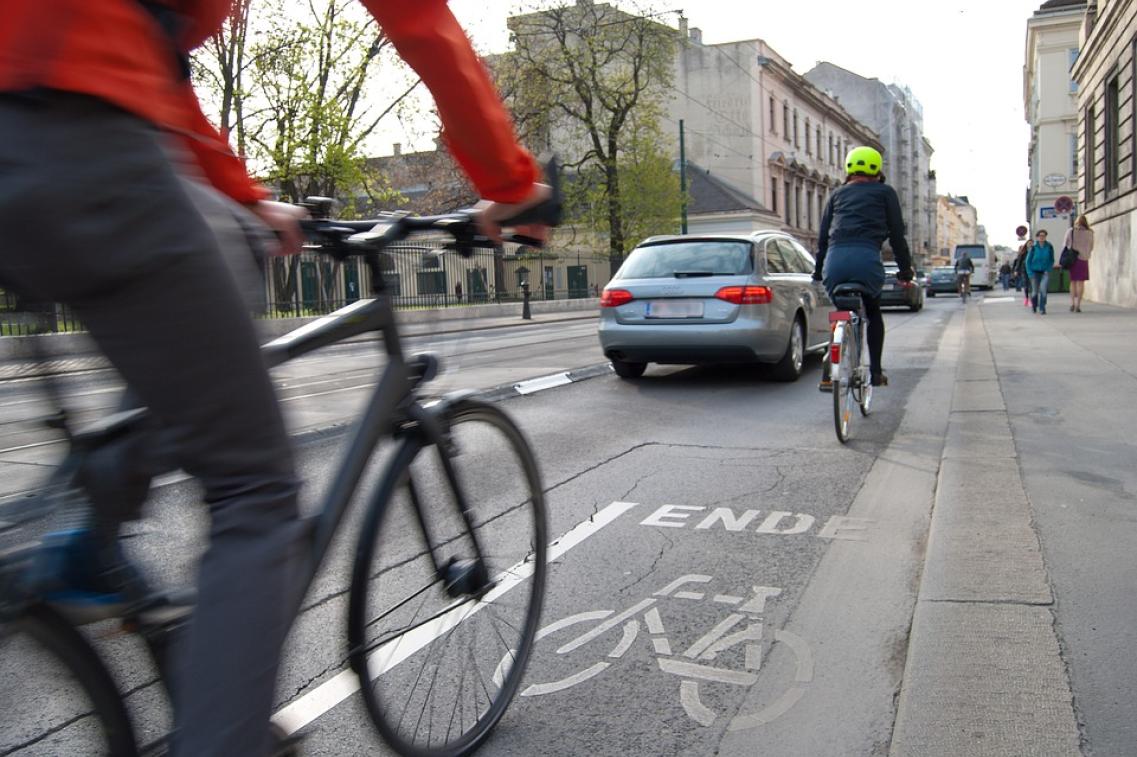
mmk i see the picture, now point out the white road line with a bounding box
[513,372,572,395]
[270,499,640,736]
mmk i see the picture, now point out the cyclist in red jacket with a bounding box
[0,2,550,754]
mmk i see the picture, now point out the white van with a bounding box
[952,244,994,289]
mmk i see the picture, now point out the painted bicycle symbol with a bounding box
[495,574,813,730]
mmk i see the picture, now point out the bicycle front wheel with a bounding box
[0,603,138,756]
[348,398,547,757]
[832,322,855,443]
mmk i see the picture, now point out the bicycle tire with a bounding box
[348,397,547,757]
[833,322,854,444]
[0,603,138,757]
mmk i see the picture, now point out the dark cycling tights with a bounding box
[863,295,884,377]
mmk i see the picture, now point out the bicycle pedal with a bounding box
[818,380,833,393]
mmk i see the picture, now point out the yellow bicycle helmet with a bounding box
[845,146,882,176]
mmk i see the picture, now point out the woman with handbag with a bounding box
[1062,215,1095,312]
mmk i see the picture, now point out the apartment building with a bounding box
[1024,0,1088,244]
[669,25,881,250]
[804,63,938,270]
[1071,0,1137,306]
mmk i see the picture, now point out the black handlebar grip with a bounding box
[496,157,564,228]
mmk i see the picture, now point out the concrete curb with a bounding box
[889,305,1080,756]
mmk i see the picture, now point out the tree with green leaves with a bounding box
[505,1,680,273]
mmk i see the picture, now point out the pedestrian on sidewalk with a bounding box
[1062,215,1094,312]
[454,280,463,303]
[1013,240,1030,305]
[999,261,1012,290]
[1026,229,1055,315]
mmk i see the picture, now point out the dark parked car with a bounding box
[598,232,833,381]
[880,263,923,311]
[926,266,960,297]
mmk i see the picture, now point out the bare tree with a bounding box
[506,2,678,273]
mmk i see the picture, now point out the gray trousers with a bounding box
[0,91,302,756]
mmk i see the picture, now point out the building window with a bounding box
[1069,48,1079,94]
[1106,72,1120,192]
[783,103,790,143]
[793,110,799,148]
[769,96,776,133]
[828,133,834,165]
[816,127,822,160]
[807,190,814,231]
[1070,132,1078,186]
[1133,38,1137,183]
[784,180,791,224]
[771,178,778,214]
[794,182,802,228]
[805,118,811,154]
[1085,104,1096,204]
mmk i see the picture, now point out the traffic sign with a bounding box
[1055,195,1075,214]
[1044,174,1067,188]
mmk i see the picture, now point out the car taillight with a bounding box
[714,285,773,305]
[600,288,634,307]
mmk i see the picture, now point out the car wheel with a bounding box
[771,317,805,382]
[611,358,647,379]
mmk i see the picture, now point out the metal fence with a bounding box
[261,240,610,318]
[0,291,83,336]
[0,243,612,336]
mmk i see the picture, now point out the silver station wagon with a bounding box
[598,233,834,380]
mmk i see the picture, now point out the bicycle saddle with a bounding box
[830,283,872,297]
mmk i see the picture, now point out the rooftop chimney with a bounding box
[689,27,702,44]
[393,143,402,156]
[678,15,688,39]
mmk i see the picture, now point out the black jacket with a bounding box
[815,181,912,276]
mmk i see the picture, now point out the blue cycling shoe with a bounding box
[26,528,152,625]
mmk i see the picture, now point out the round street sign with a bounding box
[1055,195,1075,214]
[1044,174,1067,188]
[1016,225,1028,239]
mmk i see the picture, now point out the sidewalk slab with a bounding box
[950,379,1003,412]
[918,458,1051,605]
[943,413,1017,460]
[891,303,1078,756]
[891,602,1080,756]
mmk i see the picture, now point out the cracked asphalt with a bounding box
[2,302,951,756]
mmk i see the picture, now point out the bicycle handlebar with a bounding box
[299,157,562,259]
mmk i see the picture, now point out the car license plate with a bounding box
[645,300,703,318]
[883,284,895,291]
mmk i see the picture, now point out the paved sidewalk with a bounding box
[893,293,1137,755]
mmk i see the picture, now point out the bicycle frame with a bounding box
[261,291,425,603]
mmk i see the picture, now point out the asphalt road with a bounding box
[9,294,1127,756]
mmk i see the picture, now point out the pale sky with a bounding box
[387,0,1052,249]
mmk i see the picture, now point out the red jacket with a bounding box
[0,0,537,204]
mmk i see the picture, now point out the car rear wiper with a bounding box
[673,271,717,278]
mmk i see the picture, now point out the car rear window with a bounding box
[617,241,753,279]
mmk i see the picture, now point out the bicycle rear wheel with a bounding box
[832,322,855,444]
[348,398,547,757]
[0,603,138,756]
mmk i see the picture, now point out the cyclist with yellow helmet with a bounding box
[814,146,914,387]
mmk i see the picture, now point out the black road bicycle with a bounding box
[0,189,562,756]
[826,284,874,443]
